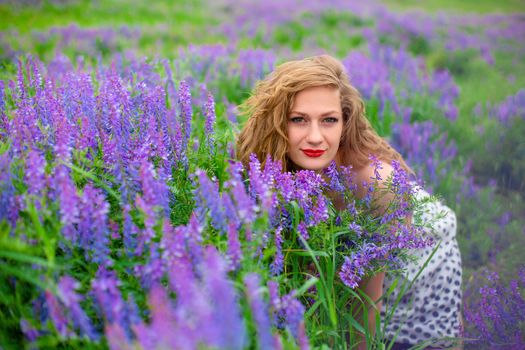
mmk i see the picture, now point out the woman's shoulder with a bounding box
[351,160,395,186]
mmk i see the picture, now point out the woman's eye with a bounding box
[324,117,339,123]
[290,116,305,123]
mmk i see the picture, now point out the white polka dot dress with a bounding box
[380,186,463,347]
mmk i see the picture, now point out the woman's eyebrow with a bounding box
[320,110,342,116]
[289,111,308,116]
[289,110,341,116]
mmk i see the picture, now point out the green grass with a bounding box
[0,0,226,56]
[381,0,525,14]
[1,0,217,32]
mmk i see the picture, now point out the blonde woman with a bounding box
[237,55,462,350]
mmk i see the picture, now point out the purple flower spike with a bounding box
[193,169,227,233]
[270,226,284,276]
[139,160,170,216]
[227,223,242,271]
[368,154,383,181]
[178,80,192,167]
[244,273,274,349]
[0,152,17,228]
[105,323,132,350]
[281,293,306,341]
[203,91,216,153]
[323,161,345,194]
[298,221,309,241]
[25,149,47,196]
[78,184,110,264]
[55,166,80,244]
[45,290,70,338]
[297,322,310,350]
[57,276,98,340]
[202,246,247,350]
[91,267,138,338]
[339,243,387,289]
[136,284,180,349]
[20,318,40,345]
[227,161,258,225]
[0,80,6,134]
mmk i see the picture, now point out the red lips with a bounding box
[302,149,325,157]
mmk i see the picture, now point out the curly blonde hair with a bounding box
[236,54,411,173]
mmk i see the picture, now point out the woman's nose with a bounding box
[306,124,323,144]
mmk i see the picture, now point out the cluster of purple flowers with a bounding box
[1,24,141,61]
[463,268,525,349]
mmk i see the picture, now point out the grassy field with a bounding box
[382,0,525,13]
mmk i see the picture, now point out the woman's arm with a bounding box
[352,161,398,349]
[355,272,385,350]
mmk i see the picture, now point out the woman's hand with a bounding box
[355,272,385,350]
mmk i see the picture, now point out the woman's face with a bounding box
[287,86,343,171]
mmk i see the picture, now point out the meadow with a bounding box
[0,0,524,349]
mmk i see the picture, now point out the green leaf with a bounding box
[295,276,319,297]
[0,264,49,290]
[0,250,57,269]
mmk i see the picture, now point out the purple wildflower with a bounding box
[230,179,258,224]
[311,195,329,226]
[270,226,284,276]
[20,318,39,344]
[203,91,216,153]
[178,80,192,166]
[134,195,156,256]
[0,152,18,227]
[275,171,295,202]
[172,121,186,168]
[297,221,309,241]
[45,290,70,337]
[339,242,387,289]
[185,213,204,269]
[134,284,180,349]
[193,169,227,233]
[267,280,281,325]
[55,166,80,244]
[0,80,6,134]
[78,184,110,264]
[348,222,364,237]
[105,323,132,350]
[340,165,359,195]
[91,267,138,338]
[134,243,164,289]
[362,180,375,208]
[122,204,136,255]
[222,193,241,229]
[248,154,268,194]
[297,322,310,350]
[139,159,170,216]
[57,276,98,340]
[390,160,412,196]
[161,219,190,270]
[268,284,309,347]
[244,273,274,349]
[323,161,345,193]
[464,269,525,349]
[281,293,306,340]
[248,154,279,216]
[227,223,242,271]
[25,149,47,196]
[227,161,258,225]
[369,154,383,181]
[162,246,247,349]
[166,246,197,308]
[202,246,247,350]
